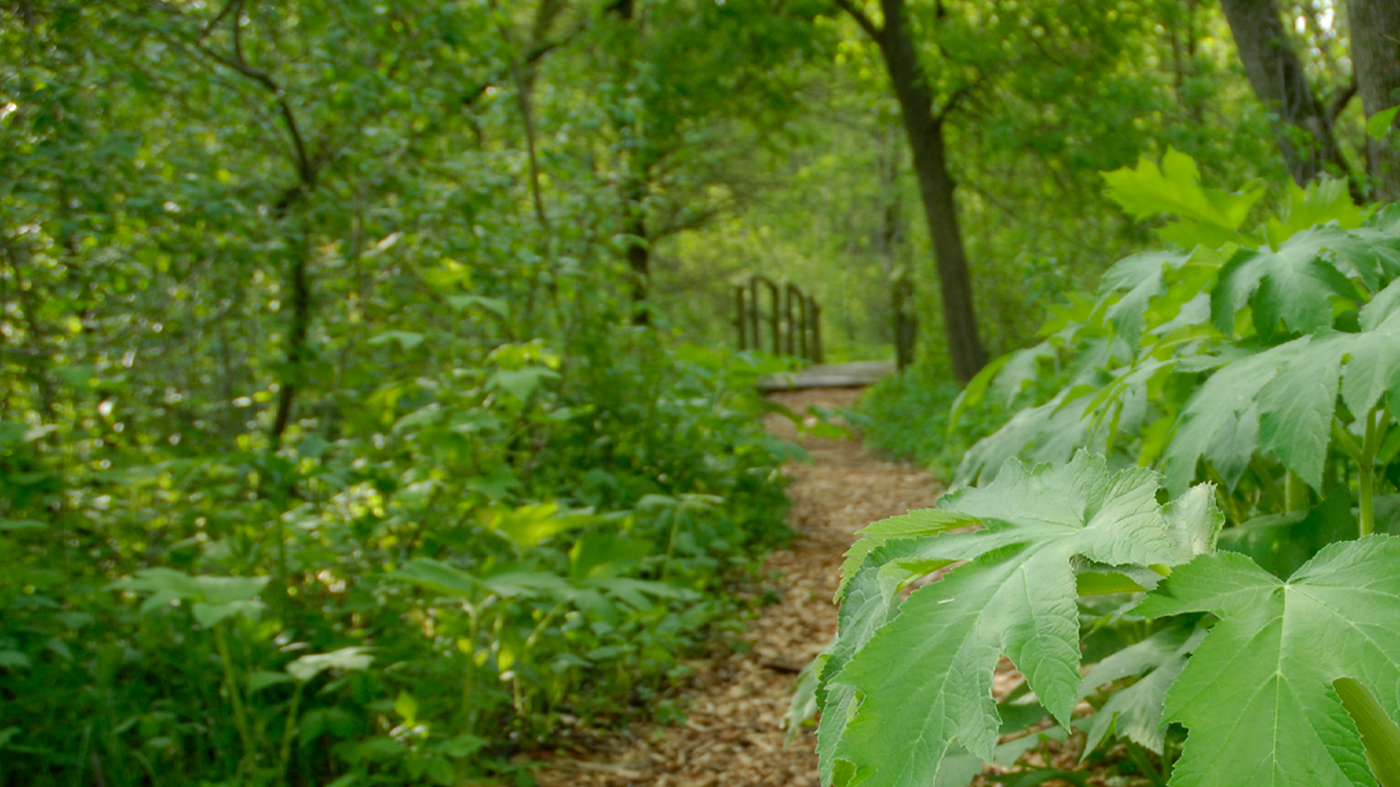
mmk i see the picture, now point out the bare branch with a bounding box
[461,35,568,108]
[934,69,992,123]
[193,0,315,189]
[197,0,238,44]
[831,0,882,42]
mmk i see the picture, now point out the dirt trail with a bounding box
[532,388,943,787]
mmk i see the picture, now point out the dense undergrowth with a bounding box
[856,365,1049,476]
[0,5,815,785]
[1,337,798,787]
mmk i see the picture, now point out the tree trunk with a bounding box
[626,212,651,326]
[874,0,986,381]
[1218,0,1348,186]
[1349,0,1400,201]
[270,232,311,443]
[613,0,651,326]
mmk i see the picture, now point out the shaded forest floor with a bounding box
[528,388,943,787]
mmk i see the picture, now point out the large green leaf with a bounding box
[1256,333,1349,488]
[836,508,977,598]
[1164,311,1400,494]
[1103,147,1261,245]
[1211,227,1374,340]
[955,390,1099,486]
[1097,250,1190,345]
[1136,536,1400,787]
[1161,340,1302,494]
[820,454,1220,787]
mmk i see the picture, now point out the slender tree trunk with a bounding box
[875,130,916,368]
[1167,0,1204,124]
[1218,0,1349,186]
[270,230,311,443]
[626,211,651,326]
[873,0,986,381]
[1349,0,1400,201]
[613,0,652,326]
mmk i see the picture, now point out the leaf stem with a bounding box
[277,682,304,785]
[1249,457,1286,512]
[1285,470,1309,514]
[1334,677,1400,787]
[1333,418,1365,462]
[1125,741,1169,787]
[213,625,256,773]
[1359,408,1383,537]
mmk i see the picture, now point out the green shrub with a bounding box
[808,152,1400,787]
[0,341,795,787]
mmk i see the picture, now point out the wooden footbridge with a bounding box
[733,274,900,391]
[755,360,897,391]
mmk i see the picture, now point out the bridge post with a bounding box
[735,276,821,363]
[734,285,748,350]
[795,287,808,359]
[767,280,780,356]
[748,278,761,353]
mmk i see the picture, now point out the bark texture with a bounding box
[1349,0,1400,201]
[1219,0,1349,186]
[839,0,987,381]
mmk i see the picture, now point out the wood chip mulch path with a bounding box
[527,388,943,787]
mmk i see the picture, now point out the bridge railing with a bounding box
[733,275,822,363]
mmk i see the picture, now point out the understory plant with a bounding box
[805,151,1400,787]
[0,341,798,787]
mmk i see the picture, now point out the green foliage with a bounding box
[1368,107,1400,141]
[817,454,1219,787]
[0,2,813,784]
[857,365,1023,474]
[811,152,1400,787]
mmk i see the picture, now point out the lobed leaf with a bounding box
[1136,536,1400,787]
[819,454,1220,787]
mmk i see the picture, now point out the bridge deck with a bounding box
[756,360,896,391]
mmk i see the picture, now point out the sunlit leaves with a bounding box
[1103,147,1262,247]
[1368,107,1400,141]
[110,568,270,626]
[962,150,1400,502]
[286,647,375,683]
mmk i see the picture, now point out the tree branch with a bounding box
[831,0,882,43]
[489,0,550,231]
[1329,74,1358,124]
[194,0,315,188]
[933,69,992,123]
[197,0,238,44]
[461,3,582,109]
